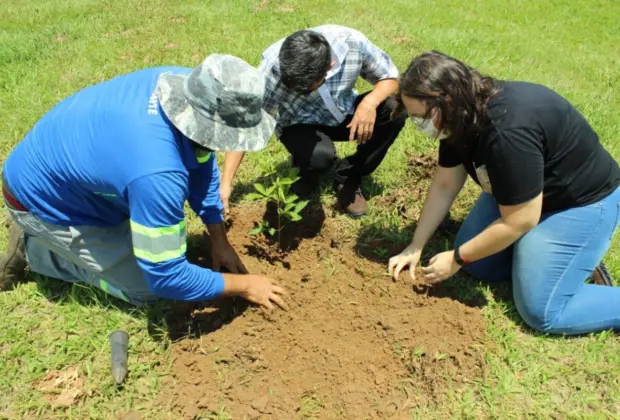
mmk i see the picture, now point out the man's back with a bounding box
[3,66,193,226]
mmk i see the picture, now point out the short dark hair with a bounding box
[397,51,500,146]
[278,30,332,92]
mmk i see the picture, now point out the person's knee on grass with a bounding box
[513,297,560,334]
[1,55,289,312]
[388,51,620,336]
[0,218,26,291]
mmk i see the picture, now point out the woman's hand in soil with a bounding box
[388,245,422,281]
[211,243,248,274]
[421,250,461,284]
[241,275,289,311]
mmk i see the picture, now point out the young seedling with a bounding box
[373,246,390,260]
[247,167,309,249]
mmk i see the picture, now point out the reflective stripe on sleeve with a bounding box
[130,219,187,263]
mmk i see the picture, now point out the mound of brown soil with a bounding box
[162,203,486,419]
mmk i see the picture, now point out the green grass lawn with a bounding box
[1,0,619,418]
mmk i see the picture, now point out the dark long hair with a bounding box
[396,51,500,145]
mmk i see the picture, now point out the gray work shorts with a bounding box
[8,208,157,305]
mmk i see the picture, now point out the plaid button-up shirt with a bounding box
[258,25,400,136]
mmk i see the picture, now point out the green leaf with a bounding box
[287,167,300,178]
[286,194,299,204]
[254,183,268,196]
[279,177,295,185]
[246,192,264,201]
[285,202,295,212]
[288,213,302,222]
[278,187,286,203]
[268,228,276,236]
[294,200,309,213]
[248,226,262,236]
[266,185,276,196]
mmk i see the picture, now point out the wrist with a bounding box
[361,96,380,109]
[409,238,425,252]
[220,176,233,191]
[407,245,422,255]
[453,247,472,267]
[222,273,249,297]
[207,223,229,244]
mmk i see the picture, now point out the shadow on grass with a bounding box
[354,214,493,309]
[34,276,250,342]
[361,174,387,200]
[355,213,616,337]
[144,297,250,342]
[227,156,387,219]
[354,213,462,265]
[29,232,256,343]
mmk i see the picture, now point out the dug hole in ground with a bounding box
[161,159,486,419]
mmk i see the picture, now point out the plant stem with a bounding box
[277,203,282,249]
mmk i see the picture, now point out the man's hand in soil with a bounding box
[222,274,289,311]
[211,242,248,274]
[421,250,461,284]
[207,223,247,274]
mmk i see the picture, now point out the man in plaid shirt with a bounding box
[220,25,406,217]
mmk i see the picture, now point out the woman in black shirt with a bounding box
[388,51,620,335]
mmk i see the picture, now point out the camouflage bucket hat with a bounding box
[156,54,275,151]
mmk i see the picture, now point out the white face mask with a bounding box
[410,110,450,140]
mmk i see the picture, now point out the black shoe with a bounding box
[592,262,613,287]
[0,221,27,291]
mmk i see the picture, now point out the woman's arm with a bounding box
[389,164,467,280]
[422,128,545,283]
[459,193,542,262]
[412,164,468,248]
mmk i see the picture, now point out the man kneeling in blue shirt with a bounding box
[0,54,288,311]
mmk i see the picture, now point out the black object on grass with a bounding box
[109,330,129,385]
[595,262,613,287]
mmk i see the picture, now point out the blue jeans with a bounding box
[454,187,620,335]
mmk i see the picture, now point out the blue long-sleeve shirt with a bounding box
[3,66,226,301]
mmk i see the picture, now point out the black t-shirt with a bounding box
[439,81,620,213]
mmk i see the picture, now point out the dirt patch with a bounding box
[373,152,436,214]
[102,29,136,40]
[392,36,413,45]
[254,0,269,11]
[163,203,486,419]
[34,365,86,408]
[406,152,436,180]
